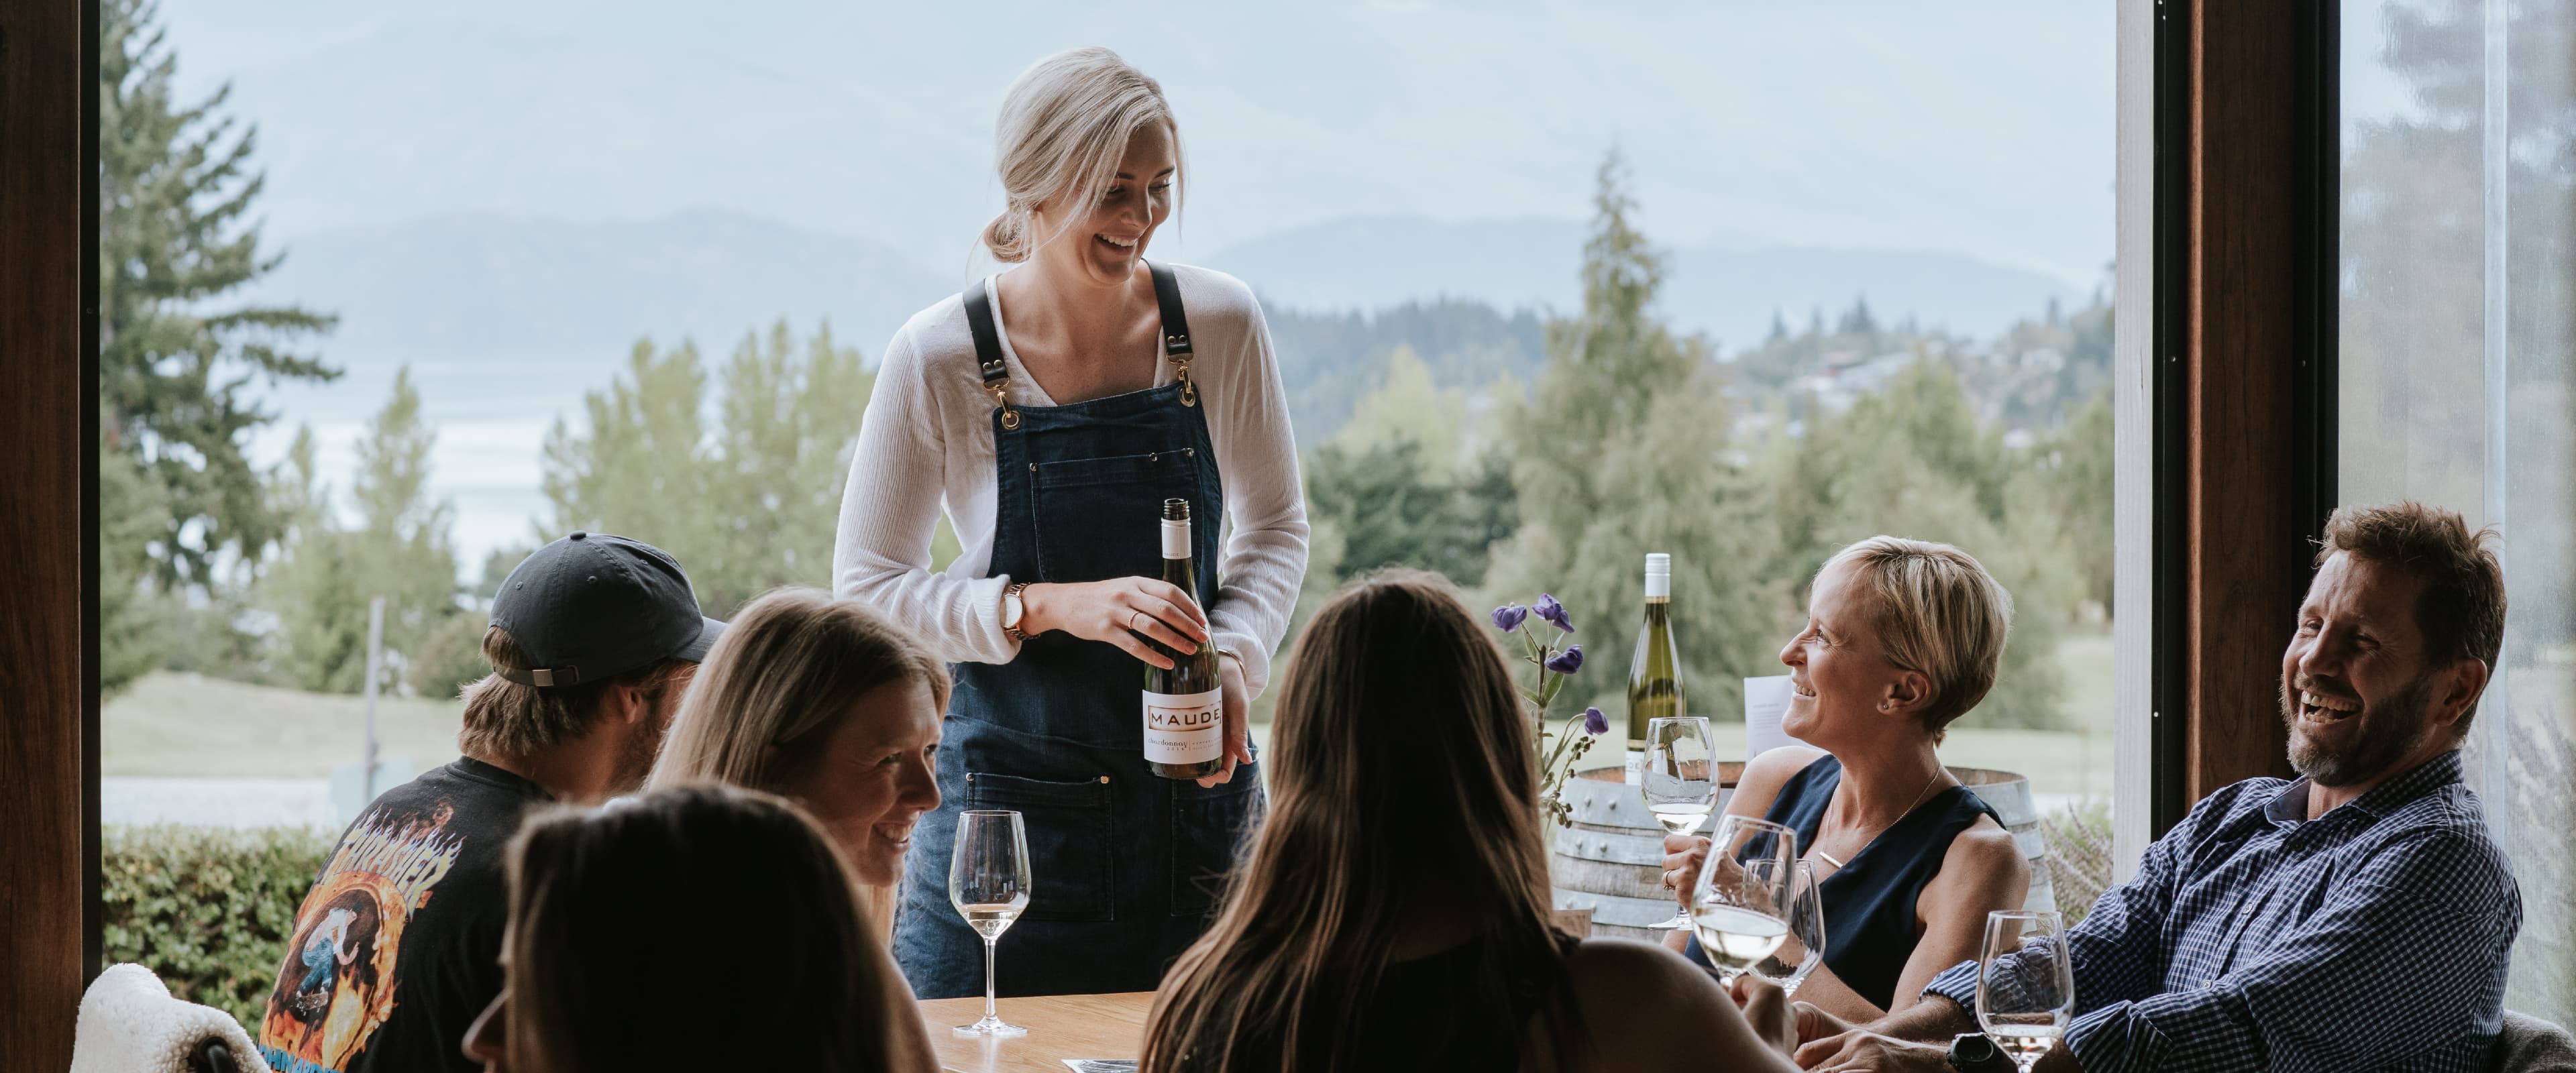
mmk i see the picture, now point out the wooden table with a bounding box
[917,992,1154,1072]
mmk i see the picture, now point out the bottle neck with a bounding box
[1642,596,1670,624]
[1161,521,1197,598]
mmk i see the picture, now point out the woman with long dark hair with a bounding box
[458,785,936,1072]
[1142,573,1800,1072]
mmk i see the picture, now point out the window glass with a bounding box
[2342,0,2576,1020]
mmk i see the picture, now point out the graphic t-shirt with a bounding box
[258,758,551,1073]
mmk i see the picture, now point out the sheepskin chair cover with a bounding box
[70,963,270,1073]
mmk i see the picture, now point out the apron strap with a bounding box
[960,279,1020,431]
[1148,262,1200,407]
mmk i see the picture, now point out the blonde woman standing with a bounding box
[833,48,1308,998]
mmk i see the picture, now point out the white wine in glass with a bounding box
[1688,814,1796,982]
[1640,715,1718,928]
[1976,910,2076,1072]
[950,809,1032,1038]
[1745,859,1826,995]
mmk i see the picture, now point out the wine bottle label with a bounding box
[1161,518,1191,559]
[1143,687,1223,764]
[1623,748,1645,785]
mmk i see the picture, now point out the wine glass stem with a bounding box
[982,936,999,1023]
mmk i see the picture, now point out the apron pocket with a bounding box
[1030,449,1198,583]
[1169,770,1265,917]
[963,771,1116,922]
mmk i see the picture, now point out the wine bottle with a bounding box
[1142,498,1224,779]
[1625,552,1684,785]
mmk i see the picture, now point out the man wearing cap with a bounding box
[256,532,725,1073]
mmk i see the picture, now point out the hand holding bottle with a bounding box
[1193,654,1254,788]
[1021,578,1210,669]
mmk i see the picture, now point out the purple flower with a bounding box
[1580,707,1609,736]
[1534,593,1574,634]
[1491,604,1529,633]
[1544,644,1584,675]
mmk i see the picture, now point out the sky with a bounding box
[160,0,2118,287]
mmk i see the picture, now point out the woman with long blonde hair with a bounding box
[834,46,1307,997]
[648,587,948,934]
[1142,573,1799,1073]
[458,784,936,1072]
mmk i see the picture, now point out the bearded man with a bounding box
[1796,501,2522,1073]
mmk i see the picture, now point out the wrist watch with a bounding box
[1947,1033,2016,1073]
[1002,582,1032,643]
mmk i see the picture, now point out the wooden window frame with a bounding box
[0,0,104,1065]
[2116,0,2341,870]
[5,2,2350,1060]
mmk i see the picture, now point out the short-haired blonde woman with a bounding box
[1663,536,2030,1021]
[460,785,937,1072]
[1144,573,1799,1073]
[832,46,1307,998]
[649,587,948,935]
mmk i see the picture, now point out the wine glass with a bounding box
[949,809,1032,1037]
[1746,859,1825,995]
[1687,815,1796,983]
[1640,715,1717,928]
[1975,910,2076,1072]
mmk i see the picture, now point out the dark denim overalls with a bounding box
[892,264,1267,999]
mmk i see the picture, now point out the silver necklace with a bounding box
[1813,766,1948,870]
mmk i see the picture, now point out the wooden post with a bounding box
[2167,0,2338,806]
[0,0,101,1064]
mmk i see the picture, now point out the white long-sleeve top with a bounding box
[832,264,1309,695]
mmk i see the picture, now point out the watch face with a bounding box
[1951,1033,2002,1066]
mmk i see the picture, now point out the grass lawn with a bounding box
[105,672,464,778]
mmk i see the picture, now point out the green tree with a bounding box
[540,322,871,617]
[99,444,169,695]
[1483,151,1786,720]
[100,0,335,589]
[265,370,464,693]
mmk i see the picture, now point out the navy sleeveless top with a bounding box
[1687,754,2004,1011]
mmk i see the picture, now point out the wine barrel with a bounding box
[1550,763,2058,941]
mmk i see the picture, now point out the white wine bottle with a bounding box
[1143,498,1224,779]
[1625,553,1684,785]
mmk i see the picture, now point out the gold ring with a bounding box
[1129,610,1144,632]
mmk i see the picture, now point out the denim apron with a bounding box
[893,264,1267,999]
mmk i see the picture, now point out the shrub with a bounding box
[2039,800,2114,926]
[103,824,335,1028]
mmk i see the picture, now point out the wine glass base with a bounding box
[955,1017,1028,1038]
[1647,913,1691,929]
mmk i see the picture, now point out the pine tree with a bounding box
[1483,150,1784,719]
[100,0,336,588]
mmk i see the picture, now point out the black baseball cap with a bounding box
[488,531,726,688]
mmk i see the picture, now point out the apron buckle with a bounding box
[985,380,1020,430]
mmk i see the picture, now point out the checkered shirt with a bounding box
[1925,750,2520,1072]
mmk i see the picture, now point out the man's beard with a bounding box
[2279,671,2437,787]
[607,699,675,794]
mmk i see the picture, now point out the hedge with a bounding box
[103,824,335,1028]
